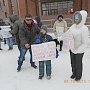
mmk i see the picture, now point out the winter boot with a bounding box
[38,76,43,80]
[0,48,2,50]
[70,74,76,79]
[75,77,81,81]
[8,47,13,50]
[31,62,37,69]
[46,75,51,80]
[17,65,21,72]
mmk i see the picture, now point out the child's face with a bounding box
[40,29,46,35]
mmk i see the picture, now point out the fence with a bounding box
[42,17,90,33]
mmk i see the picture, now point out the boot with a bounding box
[46,75,51,80]
[8,47,13,50]
[17,65,21,72]
[70,74,76,79]
[38,76,43,80]
[31,62,37,69]
[0,48,2,50]
[75,77,81,81]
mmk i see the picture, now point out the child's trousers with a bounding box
[39,60,51,77]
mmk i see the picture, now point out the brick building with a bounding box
[16,0,90,19]
[0,0,90,20]
[0,0,18,19]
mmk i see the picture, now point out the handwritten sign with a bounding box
[0,26,12,38]
[31,41,56,61]
[62,33,74,51]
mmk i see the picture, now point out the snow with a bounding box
[0,42,90,90]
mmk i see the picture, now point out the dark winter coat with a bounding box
[9,15,22,45]
[40,34,53,43]
[19,20,40,48]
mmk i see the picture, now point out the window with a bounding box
[41,0,74,16]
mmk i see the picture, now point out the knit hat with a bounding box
[41,25,47,32]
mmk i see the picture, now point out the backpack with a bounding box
[34,35,41,44]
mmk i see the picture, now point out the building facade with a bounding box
[0,0,8,18]
[0,0,18,19]
[0,0,90,19]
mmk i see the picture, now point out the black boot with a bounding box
[0,48,2,50]
[75,77,81,81]
[17,65,21,72]
[70,74,76,79]
[31,62,37,69]
[8,47,13,50]
[38,76,43,80]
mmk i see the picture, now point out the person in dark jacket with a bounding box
[9,15,27,60]
[35,16,43,28]
[9,15,22,51]
[17,14,40,71]
[38,25,53,80]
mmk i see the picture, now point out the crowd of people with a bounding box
[0,10,89,81]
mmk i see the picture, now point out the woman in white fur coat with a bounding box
[68,10,89,81]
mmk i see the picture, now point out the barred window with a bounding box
[41,0,74,16]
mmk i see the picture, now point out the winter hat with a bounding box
[41,25,47,32]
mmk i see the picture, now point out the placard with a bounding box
[62,33,74,51]
[31,41,56,61]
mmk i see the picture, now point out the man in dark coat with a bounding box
[17,14,40,71]
[9,15,22,51]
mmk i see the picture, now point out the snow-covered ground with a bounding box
[0,42,90,90]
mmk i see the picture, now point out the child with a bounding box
[36,25,53,80]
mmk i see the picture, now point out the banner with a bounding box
[0,26,12,38]
[31,41,56,61]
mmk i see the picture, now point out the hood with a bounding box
[35,16,40,23]
[9,15,19,23]
[73,10,87,27]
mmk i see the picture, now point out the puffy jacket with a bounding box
[68,10,89,54]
